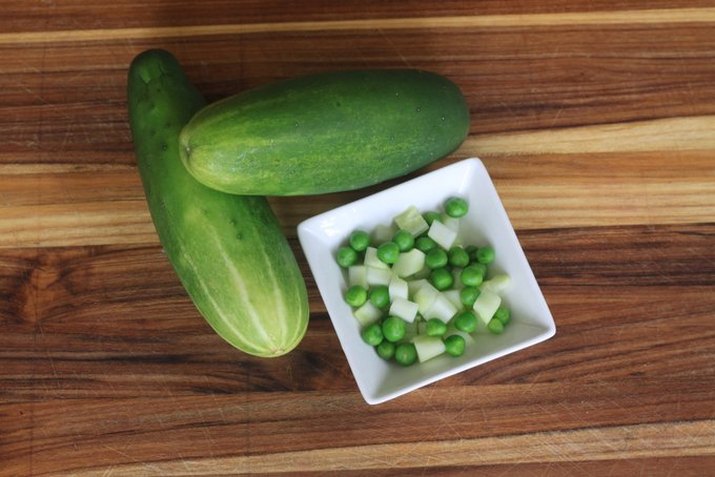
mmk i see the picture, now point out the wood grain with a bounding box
[4,7,715,45]
[0,151,712,248]
[1,1,714,475]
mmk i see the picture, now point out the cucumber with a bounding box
[127,50,309,357]
[179,69,469,195]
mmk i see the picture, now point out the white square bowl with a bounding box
[297,158,555,405]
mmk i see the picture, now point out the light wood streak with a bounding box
[0,8,714,45]
[72,420,715,476]
[462,115,715,155]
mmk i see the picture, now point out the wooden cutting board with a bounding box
[1,1,714,475]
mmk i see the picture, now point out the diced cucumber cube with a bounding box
[372,223,397,244]
[424,294,458,323]
[480,274,511,293]
[392,248,426,277]
[412,335,446,363]
[473,289,502,326]
[353,301,382,326]
[394,206,429,237]
[389,297,419,323]
[348,265,368,289]
[366,266,392,286]
[441,289,464,311]
[407,278,429,297]
[364,247,390,270]
[414,282,440,315]
[427,220,458,250]
[388,276,409,301]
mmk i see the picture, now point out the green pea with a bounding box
[444,335,466,357]
[377,242,400,264]
[430,267,454,291]
[395,343,418,366]
[344,285,368,307]
[444,197,468,218]
[425,318,447,337]
[369,285,390,309]
[361,323,383,346]
[460,264,484,287]
[349,230,370,252]
[476,246,495,264]
[487,318,504,334]
[448,246,470,268]
[376,340,396,360]
[336,246,358,268]
[381,316,407,342]
[425,248,448,269]
[415,236,437,253]
[423,211,441,225]
[453,311,477,333]
[392,229,415,252]
[494,306,511,325]
[459,286,481,307]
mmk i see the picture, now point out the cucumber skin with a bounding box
[127,50,309,357]
[179,69,469,196]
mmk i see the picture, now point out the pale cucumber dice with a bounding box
[372,223,397,244]
[388,275,409,301]
[414,282,440,315]
[389,297,419,323]
[364,247,389,270]
[424,294,459,323]
[348,265,368,288]
[480,274,511,293]
[366,266,392,286]
[413,335,446,363]
[394,206,429,237]
[392,248,426,277]
[441,289,464,311]
[406,278,429,297]
[354,301,382,326]
[427,220,457,250]
[473,289,502,326]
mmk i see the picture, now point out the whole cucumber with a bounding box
[179,69,469,195]
[128,49,309,357]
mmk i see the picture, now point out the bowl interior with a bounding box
[298,158,555,404]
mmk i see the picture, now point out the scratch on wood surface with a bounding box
[418,388,464,441]
[377,28,413,68]
[101,444,163,475]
